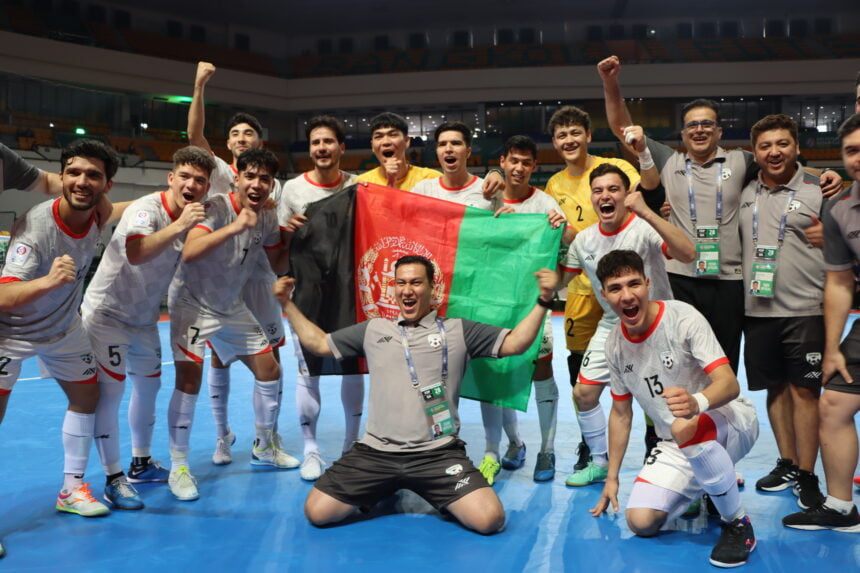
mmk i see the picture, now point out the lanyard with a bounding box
[685,159,723,224]
[398,317,448,388]
[752,183,796,247]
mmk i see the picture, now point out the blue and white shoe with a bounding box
[127,458,169,483]
[103,476,144,510]
[501,442,527,470]
[533,451,556,482]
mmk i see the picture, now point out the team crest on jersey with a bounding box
[8,243,31,265]
[788,200,802,213]
[357,236,445,320]
[134,210,150,227]
[660,351,674,370]
[428,334,442,349]
[721,168,732,181]
[805,352,821,366]
[252,232,262,245]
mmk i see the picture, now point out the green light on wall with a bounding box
[168,96,194,104]
[75,127,86,135]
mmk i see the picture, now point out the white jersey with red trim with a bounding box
[279,170,358,224]
[0,198,99,341]
[503,187,563,215]
[411,175,496,211]
[168,192,281,315]
[605,300,730,440]
[562,214,674,323]
[83,191,182,327]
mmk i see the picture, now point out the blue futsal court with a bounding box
[1,315,858,572]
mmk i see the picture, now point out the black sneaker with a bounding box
[755,458,798,492]
[573,440,591,472]
[783,503,860,532]
[792,470,825,510]
[710,515,756,568]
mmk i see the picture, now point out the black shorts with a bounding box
[743,316,824,392]
[669,274,744,373]
[314,439,489,512]
[826,321,860,395]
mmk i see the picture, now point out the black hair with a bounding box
[394,255,435,285]
[60,139,119,180]
[596,250,645,286]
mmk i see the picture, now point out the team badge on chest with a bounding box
[660,351,674,370]
[427,334,442,349]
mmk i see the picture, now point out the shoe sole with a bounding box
[533,472,555,482]
[102,494,144,510]
[784,522,860,532]
[126,475,169,484]
[708,539,756,568]
[501,460,525,470]
[55,504,110,517]
[172,493,199,502]
[755,481,796,492]
[250,458,300,469]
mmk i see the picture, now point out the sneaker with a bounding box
[573,440,591,472]
[736,471,745,489]
[127,458,169,483]
[565,461,609,487]
[783,503,860,532]
[710,515,756,568]
[56,483,110,517]
[533,451,556,482]
[103,475,144,510]
[683,498,702,518]
[251,439,300,469]
[792,470,825,510]
[300,452,326,481]
[501,442,526,470]
[168,466,199,501]
[212,430,236,466]
[478,455,501,485]
[755,458,798,492]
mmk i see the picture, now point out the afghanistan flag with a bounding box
[290,181,561,411]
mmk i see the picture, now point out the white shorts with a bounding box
[82,310,162,381]
[242,277,285,349]
[628,397,759,505]
[0,319,97,394]
[577,321,612,385]
[170,301,272,364]
[538,310,554,361]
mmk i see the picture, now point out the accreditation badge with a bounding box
[694,226,720,276]
[426,401,455,439]
[750,245,778,298]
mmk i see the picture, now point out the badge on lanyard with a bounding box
[399,318,454,440]
[426,402,455,438]
[751,246,777,298]
[695,225,720,275]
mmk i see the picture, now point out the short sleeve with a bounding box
[460,318,509,359]
[124,202,161,240]
[561,237,583,273]
[822,201,854,270]
[647,139,675,174]
[1,238,41,281]
[605,332,632,400]
[327,321,369,360]
[0,143,41,192]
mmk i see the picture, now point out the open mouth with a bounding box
[247,191,263,205]
[401,298,417,310]
[444,156,457,165]
[182,191,195,202]
[382,150,395,158]
[622,305,639,319]
[599,202,615,215]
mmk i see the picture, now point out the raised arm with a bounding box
[187,61,216,154]
[498,268,557,357]
[597,56,634,142]
[182,207,256,263]
[127,202,206,265]
[274,276,333,357]
[0,255,75,311]
[625,191,696,262]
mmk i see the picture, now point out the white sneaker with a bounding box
[168,466,199,501]
[251,431,300,469]
[212,430,236,465]
[300,452,326,481]
[56,483,110,517]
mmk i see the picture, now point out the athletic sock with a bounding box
[534,376,559,453]
[128,373,161,458]
[62,410,95,488]
[167,389,198,469]
[682,439,743,522]
[824,495,855,515]
[208,367,231,438]
[501,408,523,447]
[93,381,124,476]
[481,402,502,459]
[296,374,321,456]
[253,378,280,445]
[578,405,608,467]
[341,374,364,452]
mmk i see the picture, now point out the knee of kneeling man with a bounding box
[474,508,506,535]
[626,509,662,537]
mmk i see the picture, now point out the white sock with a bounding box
[296,374,321,456]
[824,495,855,515]
[253,378,280,435]
[93,381,125,476]
[534,377,559,453]
[128,373,160,458]
[168,389,198,469]
[208,367,231,438]
[273,372,284,434]
[578,405,608,466]
[682,439,743,522]
[341,374,364,452]
[481,402,502,459]
[502,408,523,447]
[62,410,95,485]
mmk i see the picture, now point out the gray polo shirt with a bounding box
[649,140,753,280]
[1,143,41,192]
[327,309,509,452]
[823,181,860,271]
[738,166,824,318]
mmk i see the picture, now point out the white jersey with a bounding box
[279,170,358,224]
[169,192,281,315]
[83,191,182,327]
[411,175,496,211]
[561,213,674,325]
[0,199,99,341]
[502,187,563,215]
[605,300,730,440]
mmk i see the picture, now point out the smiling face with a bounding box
[61,155,112,211]
[435,130,471,175]
[371,126,409,164]
[843,126,860,182]
[552,123,591,166]
[500,149,537,192]
[166,163,210,213]
[590,172,629,230]
[235,163,274,211]
[394,263,434,323]
[601,269,652,335]
[227,122,262,160]
[309,126,344,171]
[680,106,722,162]
[754,128,799,187]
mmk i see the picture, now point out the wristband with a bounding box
[692,392,710,414]
[536,297,553,309]
[638,147,655,171]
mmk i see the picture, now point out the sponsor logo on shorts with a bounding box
[266,323,278,336]
[445,464,463,476]
[660,351,674,370]
[804,371,821,379]
[847,230,860,240]
[805,352,821,366]
[624,364,634,373]
[80,353,94,364]
[252,232,262,245]
[454,476,470,491]
[428,334,442,349]
[83,367,96,376]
